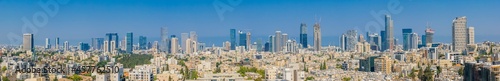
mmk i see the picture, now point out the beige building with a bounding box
[157,72,181,81]
[452,16,467,52]
[374,56,393,74]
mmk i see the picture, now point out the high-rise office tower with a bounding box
[45,38,50,49]
[340,34,347,51]
[264,41,270,52]
[190,31,197,42]
[79,42,90,51]
[126,32,133,53]
[410,33,419,50]
[23,33,34,52]
[275,31,282,53]
[246,32,251,50]
[153,41,159,53]
[161,27,168,52]
[282,33,288,47]
[91,38,104,50]
[230,29,237,50]
[385,15,394,51]
[368,33,381,50]
[269,35,275,52]
[256,38,262,52]
[467,27,475,44]
[284,39,297,53]
[402,28,412,51]
[55,37,60,50]
[110,41,116,53]
[300,23,308,48]
[170,37,179,54]
[224,41,231,50]
[185,38,192,54]
[239,31,247,49]
[139,36,147,50]
[345,30,358,52]
[313,23,321,51]
[425,25,434,45]
[105,33,119,52]
[380,31,386,51]
[168,35,176,53]
[452,16,467,52]
[104,41,109,52]
[180,33,189,51]
[64,41,69,51]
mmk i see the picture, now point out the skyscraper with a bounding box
[139,36,147,50]
[45,38,50,49]
[161,27,168,52]
[300,23,308,48]
[23,33,34,52]
[91,38,104,50]
[345,30,358,52]
[282,33,288,47]
[402,28,412,51]
[380,31,386,51]
[181,33,189,51]
[55,37,60,50]
[275,31,282,53]
[410,33,419,50]
[246,32,251,50]
[230,29,237,50]
[340,34,347,51]
[239,31,247,49]
[79,42,90,51]
[104,41,109,52]
[269,35,275,52]
[425,25,434,45]
[170,37,179,54]
[64,41,69,51]
[313,23,321,51]
[385,15,394,51]
[190,31,197,42]
[256,38,262,52]
[185,38,192,54]
[125,32,133,53]
[452,16,467,52]
[467,27,475,44]
[106,33,119,52]
[368,33,381,50]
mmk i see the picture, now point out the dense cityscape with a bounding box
[1,0,500,81]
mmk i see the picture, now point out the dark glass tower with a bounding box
[300,23,308,48]
[139,36,147,50]
[230,29,237,50]
[239,31,247,48]
[126,32,133,53]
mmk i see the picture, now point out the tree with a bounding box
[436,66,442,77]
[69,74,82,81]
[168,76,173,81]
[53,78,58,81]
[419,65,434,81]
[306,77,314,80]
[1,66,7,72]
[458,67,464,76]
[408,68,416,79]
[342,77,351,81]
[2,76,9,81]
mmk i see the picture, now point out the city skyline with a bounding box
[1,0,500,46]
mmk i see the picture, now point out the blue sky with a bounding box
[1,0,499,46]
